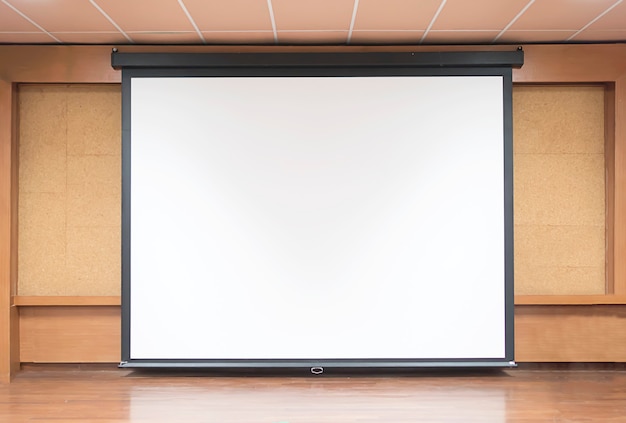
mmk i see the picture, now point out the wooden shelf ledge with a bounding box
[11,295,626,307]
[515,295,626,305]
[12,296,121,307]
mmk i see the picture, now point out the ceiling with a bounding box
[0,0,625,46]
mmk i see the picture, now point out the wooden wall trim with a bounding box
[513,44,626,82]
[515,295,626,305]
[1,44,626,83]
[613,76,626,295]
[606,83,616,293]
[0,46,119,83]
[13,296,121,307]
[13,295,626,306]
[12,295,626,307]
[0,79,19,383]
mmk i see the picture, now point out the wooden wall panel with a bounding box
[0,79,20,382]
[19,306,120,363]
[515,305,626,362]
[1,45,626,373]
[17,306,626,363]
[17,85,121,296]
[513,86,606,295]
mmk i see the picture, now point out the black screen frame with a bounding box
[115,51,521,370]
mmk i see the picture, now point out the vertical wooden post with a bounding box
[613,76,626,296]
[605,84,615,294]
[0,79,19,383]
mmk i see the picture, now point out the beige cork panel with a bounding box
[66,227,121,296]
[18,84,121,296]
[18,192,67,296]
[513,85,606,295]
[515,266,605,295]
[514,154,605,226]
[515,225,605,268]
[17,83,606,297]
[67,154,121,186]
[66,183,121,228]
[66,85,121,156]
[18,86,67,194]
[513,86,604,155]
[66,155,121,228]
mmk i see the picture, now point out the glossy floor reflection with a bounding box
[1,366,625,422]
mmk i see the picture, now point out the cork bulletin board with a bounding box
[17,84,605,297]
[18,85,121,296]
[513,85,605,295]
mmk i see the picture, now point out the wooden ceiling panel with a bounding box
[0,32,56,43]
[510,0,618,31]
[587,1,626,30]
[129,32,203,44]
[354,0,442,30]
[7,0,117,32]
[498,30,577,44]
[182,0,273,31]
[424,30,499,44]
[0,2,40,32]
[574,30,626,41]
[272,0,354,30]
[432,0,530,30]
[0,0,625,45]
[350,31,424,45]
[202,31,275,44]
[53,32,130,45]
[278,30,349,44]
[96,0,195,32]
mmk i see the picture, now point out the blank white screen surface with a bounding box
[129,76,505,360]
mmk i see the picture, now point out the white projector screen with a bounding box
[117,52,519,368]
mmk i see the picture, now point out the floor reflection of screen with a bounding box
[129,383,506,422]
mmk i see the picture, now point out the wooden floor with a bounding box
[1,366,625,422]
